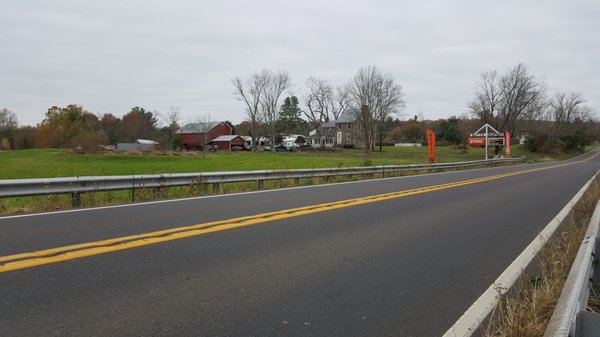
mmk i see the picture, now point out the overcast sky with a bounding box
[1,0,599,127]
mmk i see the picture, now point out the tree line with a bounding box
[1,63,596,153]
[0,105,182,151]
[233,65,406,152]
[468,63,596,153]
[233,63,596,153]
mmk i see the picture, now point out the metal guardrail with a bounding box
[544,201,600,337]
[443,169,600,337]
[0,158,525,207]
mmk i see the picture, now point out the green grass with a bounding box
[0,145,592,179]
[0,147,476,179]
[1,145,590,214]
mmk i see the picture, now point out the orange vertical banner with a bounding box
[505,131,511,157]
[426,129,436,163]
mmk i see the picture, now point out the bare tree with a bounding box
[548,92,592,123]
[260,70,292,152]
[0,108,17,128]
[374,73,405,151]
[163,106,181,129]
[469,63,546,136]
[499,64,546,133]
[0,108,17,150]
[304,77,333,130]
[349,65,405,152]
[232,70,270,151]
[351,67,379,152]
[155,106,182,149]
[468,71,501,125]
[304,78,352,130]
[331,84,352,120]
[547,92,593,140]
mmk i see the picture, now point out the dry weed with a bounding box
[482,179,600,337]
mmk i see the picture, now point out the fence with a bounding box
[0,158,525,207]
[543,201,600,337]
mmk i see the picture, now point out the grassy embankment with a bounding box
[0,145,593,214]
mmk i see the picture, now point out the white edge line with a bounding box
[442,168,600,337]
[0,158,559,221]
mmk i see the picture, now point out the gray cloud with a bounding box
[1,0,598,126]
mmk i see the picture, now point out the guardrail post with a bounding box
[594,241,600,281]
[131,175,135,202]
[257,180,264,190]
[212,183,220,192]
[294,178,300,185]
[71,192,81,207]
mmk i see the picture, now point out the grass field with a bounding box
[0,145,593,214]
[0,146,477,179]
[0,144,570,180]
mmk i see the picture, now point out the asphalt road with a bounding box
[1,152,599,337]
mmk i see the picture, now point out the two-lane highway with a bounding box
[1,152,599,336]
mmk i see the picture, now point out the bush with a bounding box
[561,131,588,152]
[0,137,11,150]
[70,130,105,153]
[524,135,548,153]
[172,135,183,150]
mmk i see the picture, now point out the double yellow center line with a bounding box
[1,153,597,273]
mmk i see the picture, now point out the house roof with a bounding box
[135,139,158,144]
[210,135,243,142]
[306,134,335,140]
[321,121,336,128]
[335,109,358,123]
[176,121,228,134]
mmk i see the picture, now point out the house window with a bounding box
[338,124,341,129]
[347,133,351,142]
[347,123,351,129]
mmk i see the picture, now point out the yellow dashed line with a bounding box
[1,152,598,273]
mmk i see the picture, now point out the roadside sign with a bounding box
[487,137,505,146]
[469,123,504,138]
[505,131,511,157]
[426,129,436,163]
[468,137,486,146]
[468,123,504,160]
[469,137,504,146]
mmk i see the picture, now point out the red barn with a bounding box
[176,122,233,150]
[208,135,246,151]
